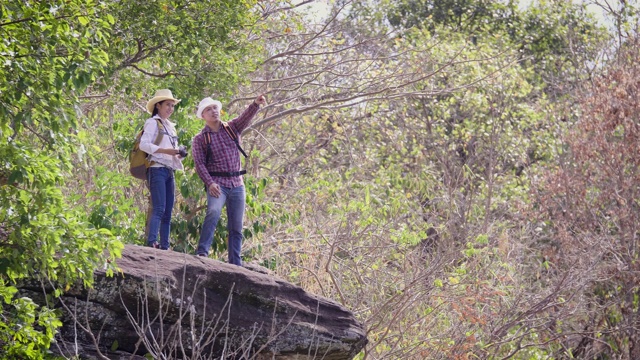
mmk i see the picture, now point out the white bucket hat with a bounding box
[196,97,222,119]
[146,89,181,114]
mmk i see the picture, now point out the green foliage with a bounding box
[386,0,516,32]
[0,140,122,285]
[248,1,622,358]
[384,0,608,97]
[0,282,62,360]
[0,0,112,136]
[102,0,259,99]
[0,2,123,353]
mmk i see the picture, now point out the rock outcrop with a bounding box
[20,245,367,359]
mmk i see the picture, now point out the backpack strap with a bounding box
[153,119,164,145]
[222,123,248,158]
[204,132,212,165]
[202,132,247,181]
[147,119,165,167]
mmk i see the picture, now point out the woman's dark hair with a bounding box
[151,100,166,116]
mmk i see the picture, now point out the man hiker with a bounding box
[192,94,266,265]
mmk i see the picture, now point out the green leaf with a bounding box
[8,170,23,185]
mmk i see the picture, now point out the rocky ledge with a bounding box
[19,244,367,359]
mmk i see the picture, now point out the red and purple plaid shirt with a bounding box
[192,102,260,188]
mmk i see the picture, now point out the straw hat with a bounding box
[146,89,181,114]
[196,97,222,119]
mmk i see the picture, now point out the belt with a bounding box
[209,170,246,177]
[149,163,175,171]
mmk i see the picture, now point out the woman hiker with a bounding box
[140,89,186,249]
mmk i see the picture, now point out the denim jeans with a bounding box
[197,185,245,266]
[147,167,174,250]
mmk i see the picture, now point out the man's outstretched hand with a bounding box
[254,94,267,106]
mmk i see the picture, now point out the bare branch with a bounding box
[261,0,317,18]
[129,65,182,78]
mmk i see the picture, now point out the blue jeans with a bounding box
[197,185,245,266]
[147,167,174,250]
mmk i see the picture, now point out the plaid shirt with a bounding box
[192,102,259,188]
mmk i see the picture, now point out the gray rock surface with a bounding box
[22,245,367,359]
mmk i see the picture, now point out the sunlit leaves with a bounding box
[1,2,123,355]
[103,0,259,99]
[0,0,111,137]
[0,283,62,360]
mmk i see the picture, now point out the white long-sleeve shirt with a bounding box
[139,115,184,171]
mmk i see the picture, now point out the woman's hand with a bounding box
[157,148,180,155]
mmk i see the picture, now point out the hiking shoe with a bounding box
[148,242,160,249]
[197,253,207,257]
